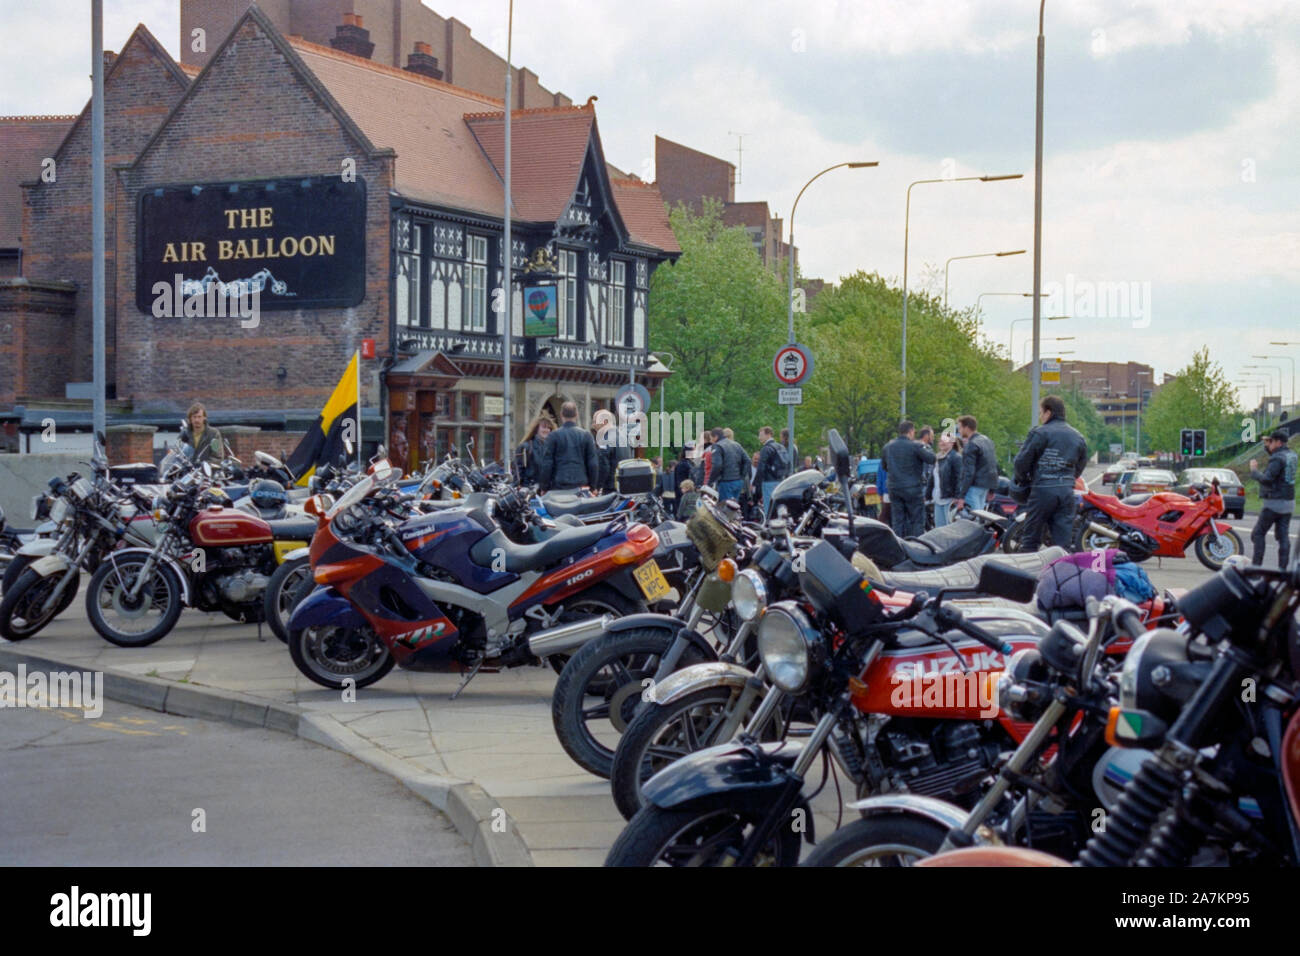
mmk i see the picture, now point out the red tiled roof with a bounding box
[465,106,595,223]
[610,177,681,254]
[290,38,509,218]
[0,116,76,248]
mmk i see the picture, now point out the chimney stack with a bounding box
[405,41,443,80]
[329,13,374,59]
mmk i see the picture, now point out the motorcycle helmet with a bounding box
[1009,482,1030,504]
[248,478,288,512]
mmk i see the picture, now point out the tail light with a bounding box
[611,524,658,564]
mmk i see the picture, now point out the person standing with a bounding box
[710,427,748,504]
[1013,395,1089,551]
[882,420,935,538]
[514,414,554,486]
[932,433,963,528]
[954,415,998,513]
[675,442,694,491]
[593,409,632,493]
[917,425,935,511]
[540,401,599,492]
[1248,430,1297,568]
[780,428,800,473]
[181,402,224,464]
[756,425,789,515]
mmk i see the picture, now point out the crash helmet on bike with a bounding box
[248,478,288,512]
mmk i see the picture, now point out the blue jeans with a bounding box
[964,486,989,512]
[934,498,952,527]
[761,481,779,514]
[717,479,744,504]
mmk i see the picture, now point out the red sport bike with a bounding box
[1073,476,1243,570]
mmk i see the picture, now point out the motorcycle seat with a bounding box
[1119,493,1152,507]
[264,516,317,540]
[879,547,1067,593]
[898,520,990,567]
[469,524,609,573]
[542,491,620,517]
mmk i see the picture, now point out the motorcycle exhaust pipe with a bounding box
[1086,521,1121,541]
[528,613,614,658]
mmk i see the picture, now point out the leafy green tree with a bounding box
[1141,347,1241,454]
[647,200,787,449]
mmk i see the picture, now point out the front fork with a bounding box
[36,537,97,614]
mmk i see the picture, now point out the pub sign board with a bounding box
[136,176,366,313]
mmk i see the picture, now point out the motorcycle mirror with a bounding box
[828,429,851,483]
[976,561,1038,604]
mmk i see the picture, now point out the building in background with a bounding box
[0,5,679,471]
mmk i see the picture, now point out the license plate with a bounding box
[862,494,881,506]
[632,560,671,603]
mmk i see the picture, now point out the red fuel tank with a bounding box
[189,508,273,547]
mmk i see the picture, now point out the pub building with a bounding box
[0,5,679,472]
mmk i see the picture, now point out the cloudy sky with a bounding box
[5,1,1298,405]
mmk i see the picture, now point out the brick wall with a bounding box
[654,136,735,209]
[0,278,77,403]
[113,13,393,416]
[19,28,189,396]
[223,426,307,465]
[106,423,156,464]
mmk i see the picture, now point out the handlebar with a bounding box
[934,603,1014,655]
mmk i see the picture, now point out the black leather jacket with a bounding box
[958,431,998,494]
[936,451,963,499]
[882,436,936,494]
[1253,445,1298,502]
[1013,417,1088,489]
[757,438,789,484]
[540,422,599,491]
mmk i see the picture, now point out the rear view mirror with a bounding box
[828,429,851,482]
[977,561,1038,604]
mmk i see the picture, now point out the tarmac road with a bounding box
[0,696,473,866]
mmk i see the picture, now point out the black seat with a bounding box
[469,524,609,573]
[265,516,317,540]
[1120,493,1153,506]
[897,520,990,567]
[879,547,1067,593]
[543,492,619,517]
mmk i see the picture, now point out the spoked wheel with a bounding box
[800,814,950,867]
[1000,515,1029,553]
[0,567,80,641]
[543,584,645,693]
[85,555,183,647]
[606,805,802,867]
[2,554,36,595]
[287,623,394,690]
[1194,527,1244,571]
[610,685,777,820]
[551,625,709,779]
[263,556,312,643]
[1072,512,1118,554]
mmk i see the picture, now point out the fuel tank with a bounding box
[189,508,273,547]
[395,506,510,593]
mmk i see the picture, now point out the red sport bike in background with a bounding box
[1073,476,1243,570]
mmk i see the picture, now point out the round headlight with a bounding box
[732,568,768,622]
[70,477,93,501]
[757,603,816,694]
[49,497,72,524]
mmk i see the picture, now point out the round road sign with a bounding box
[773,344,814,386]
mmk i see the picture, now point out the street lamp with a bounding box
[787,161,878,464]
[902,172,1023,418]
[1030,0,1049,439]
[649,351,675,461]
[944,250,1025,308]
[1023,335,1073,364]
[1245,363,1283,400]
[1009,314,1067,366]
[1267,342,1300,409]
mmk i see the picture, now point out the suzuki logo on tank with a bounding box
[135,175,367,313]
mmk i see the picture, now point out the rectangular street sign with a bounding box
[483,395,504,416]
[1040,357,1061,385]
[778,388,803,406]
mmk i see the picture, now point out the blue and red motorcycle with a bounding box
[286,464,668,693]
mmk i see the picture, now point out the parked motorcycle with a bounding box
[284,463,665,693]
[1074,476,1242,570]
[82,449,315,646]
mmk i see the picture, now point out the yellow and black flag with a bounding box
[286,351,360,486]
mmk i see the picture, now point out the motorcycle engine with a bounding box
[879,722,1002,800]
[214,569,271,605]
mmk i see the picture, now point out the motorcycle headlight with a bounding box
[31,494,45,521]
[70,477,93,501]
[732,568,768,622]
[49,497,72,524]
[757,603,817,694]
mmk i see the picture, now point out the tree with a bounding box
[1141,347,1241,454]
[647,200,787,448]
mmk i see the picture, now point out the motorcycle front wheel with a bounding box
[0,567,80,641]
[605,804,802,867]
[288,623,394,690]
[85,556,184,647]
[1194,527,1244,571]
[2,554,36,595]
[262,555,312,643]
[800,814,949,867]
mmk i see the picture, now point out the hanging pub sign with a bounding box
[136,175,366,314]
[523,283,559,337]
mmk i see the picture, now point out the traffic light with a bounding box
[1193,429,1206,457]
[1180,428,1194,456]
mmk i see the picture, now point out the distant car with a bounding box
[1175,467,1245,520]
[1127,468,1177,495]
[1112,469,1137,496]
[1136,457,1156,468]
[1103,457,1139,484]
